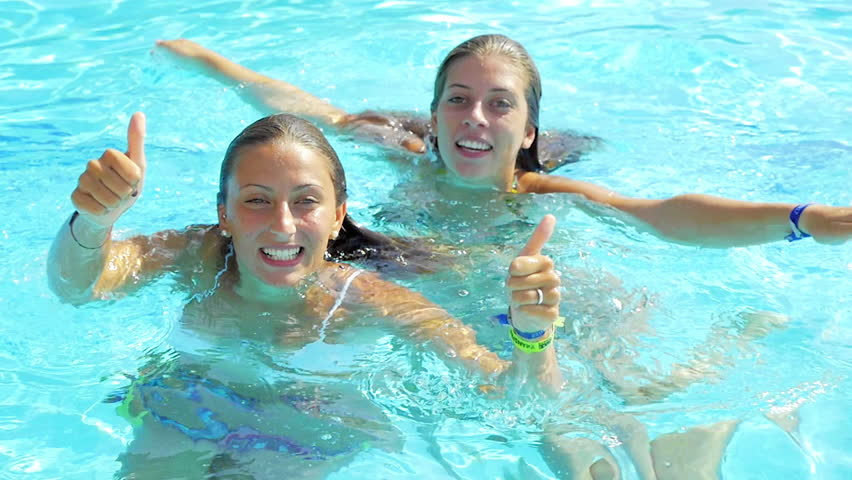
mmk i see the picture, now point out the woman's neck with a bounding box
[434,168,516,194]
[233,269,316,306]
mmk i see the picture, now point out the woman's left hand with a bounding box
[799,204,852,245]
[507,214,561,336]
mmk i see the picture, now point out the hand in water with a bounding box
[340,111,427,154]
[506,214,561,335]
[155,39,211,62]
[71,112,146,229]
[799,204,852,245]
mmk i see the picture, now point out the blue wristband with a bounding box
[492,312,546,339]
[785,203,814,242]
[513,327,548,340]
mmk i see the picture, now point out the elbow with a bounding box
[48,279,94,306]
[47,266,97,306]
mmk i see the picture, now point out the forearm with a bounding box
[47,212,112,303]
[187,47,348,125]
[395,306,510,376]
[506,335,564,395]
[412,313,564,395]
[529,174,802,247]
[357,275,509,375]
[616,194,796,247]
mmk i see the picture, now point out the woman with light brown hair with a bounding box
[157,34,851,247]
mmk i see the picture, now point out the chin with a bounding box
[260,272,305,289]
[449,163,489,181]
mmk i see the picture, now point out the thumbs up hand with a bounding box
[506,214,561,337]
[71,112,147,229]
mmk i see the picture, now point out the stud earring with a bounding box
[330,232,339,240]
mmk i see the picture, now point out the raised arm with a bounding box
[155,39,428,154]
[48,113,186,303]
[353,215,564,394]
[519,171,852,247]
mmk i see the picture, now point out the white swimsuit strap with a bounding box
[317,269,362,342]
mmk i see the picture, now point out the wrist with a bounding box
[512,325,551,341]
[503,308,548,339]
[785,203,815,242]
[69,211,112,249]
[509,326,554,353]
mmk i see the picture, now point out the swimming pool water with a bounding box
[1,0,850,478]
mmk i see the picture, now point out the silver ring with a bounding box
[535,288,544,305]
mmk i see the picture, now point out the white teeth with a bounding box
[262,247,300,261]
[457,139,492,151]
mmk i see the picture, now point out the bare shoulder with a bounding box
[516,170,555,193]
[149,224,226,275]
[350,269,406,297]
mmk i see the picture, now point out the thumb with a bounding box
[126,111,146,170]
[519,214,556,256]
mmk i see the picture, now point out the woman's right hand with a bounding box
[71,112,146,229]
[507,214,561,336]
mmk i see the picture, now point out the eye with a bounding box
[245,198,269,205]
[492,98,513,109]
[296,196,320,205]
[447,95,466,104]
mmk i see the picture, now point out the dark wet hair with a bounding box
[218,113,442,272]
[218,113,347,208]
[430,34,543,172]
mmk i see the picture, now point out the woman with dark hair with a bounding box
[157,35,851,247]
[48,112,565,477]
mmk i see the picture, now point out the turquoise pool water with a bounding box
[1,0,850,478]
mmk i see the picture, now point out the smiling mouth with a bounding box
[456,139,493,152]
[261,247,302,261]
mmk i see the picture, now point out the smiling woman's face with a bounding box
[218,142,346,288]
[432,54,536,191]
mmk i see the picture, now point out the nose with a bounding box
[271,202,297,236]
[463,101,487,127]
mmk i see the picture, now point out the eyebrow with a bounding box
[238,183,322,192]
[446,83,513,94]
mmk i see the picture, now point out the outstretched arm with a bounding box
[519,172,852,247]
[156,39,428,153]
[156,39,349,125]
[48,113,186,303]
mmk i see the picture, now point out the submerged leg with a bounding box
[541,411,659,480]
[650,420,739,480]
[539,434,622,480]
[595,310,790,405]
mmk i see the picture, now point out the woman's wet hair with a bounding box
[218,113,443,273]
[430,34,543,172]
[218,113,347,208]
